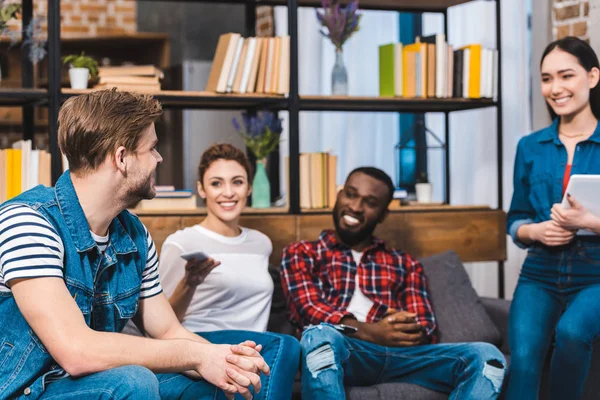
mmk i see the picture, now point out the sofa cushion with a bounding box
[267,264,296,336]
[420,251,501,345]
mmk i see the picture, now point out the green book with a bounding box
[379,43,403,97]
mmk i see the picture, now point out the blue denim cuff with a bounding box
[508,219,534,249]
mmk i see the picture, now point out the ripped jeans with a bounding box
[300,323,506,400]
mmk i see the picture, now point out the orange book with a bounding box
[246,37,264,93]
[6,149,22,200]
[402,48,416,98]
[460,44,482,98]
[277,35,290,95]
[205,33,237,92]
[264,38,275,93]
[270,37,282,94]
[426,43,436,98]
[98,65,164,79]
[256,38,271,93]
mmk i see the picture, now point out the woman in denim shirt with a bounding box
[505,37,600,399]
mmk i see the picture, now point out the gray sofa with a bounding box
[268,250,600,399]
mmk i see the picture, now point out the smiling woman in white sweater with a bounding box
[158,144,300,400]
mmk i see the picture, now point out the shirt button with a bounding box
[24,387,31,396]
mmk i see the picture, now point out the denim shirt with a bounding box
[0,171,148,399]
[507,119,600,248]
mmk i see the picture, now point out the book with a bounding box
[206,33,238,92]
[246,37,264,93]
[264,38,275,94]
[98,65,164,79]
[460,44,481,98]
[239,37,257,94]
[256,38,270,93]
[136,195,198,210]
[453,49,464,98]
[277,35,290,95]
[154,190,193,198]
[232,39,250,93]
[99,75,160,85]
[226,37,245,93]
[379,43,397,97]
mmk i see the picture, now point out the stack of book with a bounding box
[93,65,164,93]
[0,140,54,202]
[379,34,498,99]
[135,187,197,210]
[298,152,338,210]
[205,33,290,95]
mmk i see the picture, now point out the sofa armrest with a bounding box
[480,297,511,355]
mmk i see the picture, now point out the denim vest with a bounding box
[0,171,147,399]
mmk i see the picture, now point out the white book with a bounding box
[434,34,446,98]
[28,150,39,189]
[462,49,470,98]
[226,37,245,93]
[239,38,257,94]
[480,48,488,99]
[216,33,241,93]
[394,43,403,97]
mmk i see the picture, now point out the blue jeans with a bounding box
[300,323,505,400]
[505,256,600,399]
[198,330,301,400]
[37,365,216,400]
[38,331,300,400]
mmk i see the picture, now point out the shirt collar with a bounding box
[319,229,386,253]
[55,170,137,254]
[538,118,600,144]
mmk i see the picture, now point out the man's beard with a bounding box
[332,204,380,247]
[124,174,155,208]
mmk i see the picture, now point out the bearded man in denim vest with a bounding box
[0,90,268,400]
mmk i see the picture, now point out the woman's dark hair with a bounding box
[541,36,600,120]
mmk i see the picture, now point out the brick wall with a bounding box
[553,0,590,40]
[3,0,137,37]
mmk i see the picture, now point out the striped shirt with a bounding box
[0,204,162,298]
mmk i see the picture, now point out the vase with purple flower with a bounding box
[232,111,283,208]
[316,0,362,96]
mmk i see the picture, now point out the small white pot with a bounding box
[415,183,433,204]
[69,67,90,89]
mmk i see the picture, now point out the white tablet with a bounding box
[561,174,600,235]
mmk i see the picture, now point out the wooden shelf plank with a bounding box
[61,89,288,110]
[299,96,497,112]
[0,88,48,106]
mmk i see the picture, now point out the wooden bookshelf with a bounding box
[61,89,289,110]
[299,96,497,112]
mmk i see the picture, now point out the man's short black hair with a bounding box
[346,167,395,204]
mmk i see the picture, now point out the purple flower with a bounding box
[316,0,361,50]
[232,111,284,160]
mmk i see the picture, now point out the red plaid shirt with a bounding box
[281,230,438,343]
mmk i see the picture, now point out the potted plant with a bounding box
[315,0,362,95]
[62,52,98,89]
[232,111,283,208]
[415,171,432,204]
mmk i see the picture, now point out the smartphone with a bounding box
[180,250,210,262]
[332,324,358,334]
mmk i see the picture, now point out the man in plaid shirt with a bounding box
[281,167,506,399]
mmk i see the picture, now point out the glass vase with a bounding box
[252,158,271,208]
[332,48,348,95]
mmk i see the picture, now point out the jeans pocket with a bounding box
[114,288,140,320]
[582,244,600,264]
[0,341,14,369]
